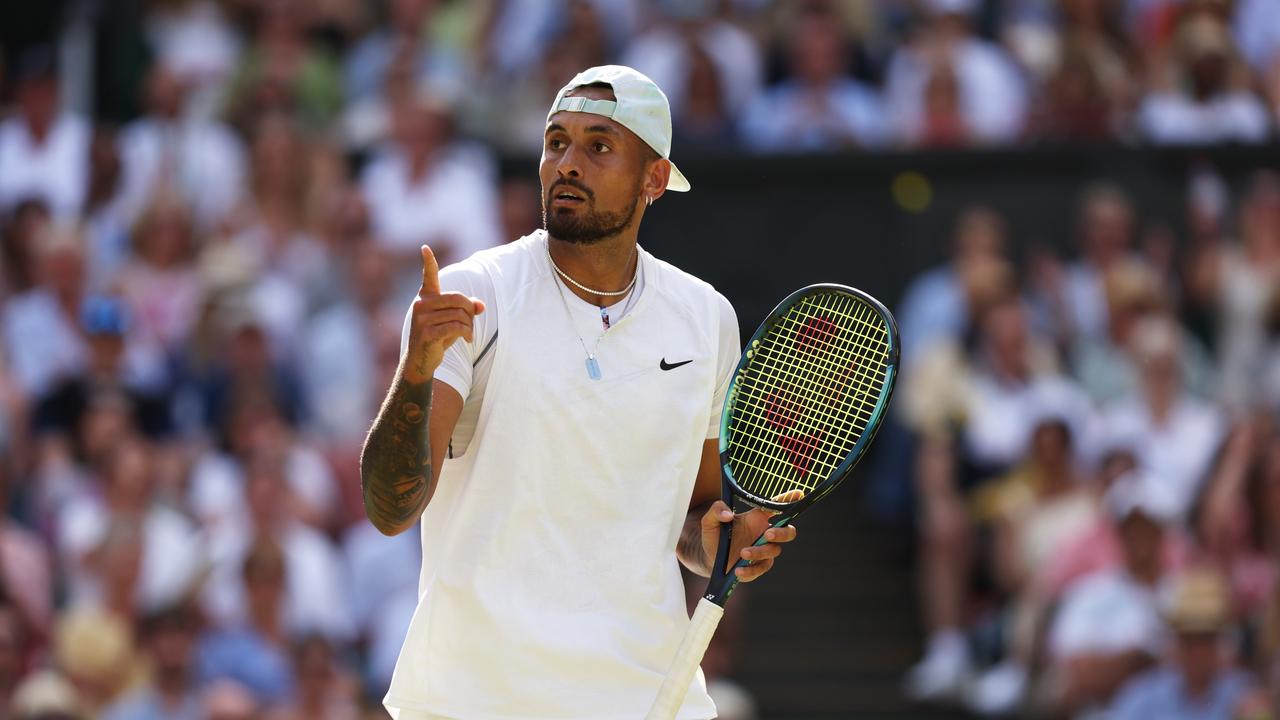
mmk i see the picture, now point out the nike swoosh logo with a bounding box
[660,358,693,371]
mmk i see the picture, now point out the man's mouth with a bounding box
[550,189,587,207]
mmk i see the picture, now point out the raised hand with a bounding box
[404,244,486,384]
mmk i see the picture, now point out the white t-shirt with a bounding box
[386,231,739,719]
[1048,570,1164,660]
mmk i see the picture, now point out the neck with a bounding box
[547,232,639,307]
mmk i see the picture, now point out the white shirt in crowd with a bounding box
[885,37,1028,145]
[0,114,89,219]
[1099,396,1225,519]
[386,231,739,719]
[360,145,503,277]
[118,116,246,229]
[622,19,763,120]
[740,79,888,151]
[1138,91,1272,145]
[1049,570,1165,660]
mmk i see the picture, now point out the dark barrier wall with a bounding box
[628,145,1280,333]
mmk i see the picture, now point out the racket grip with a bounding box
[645,597,725,720]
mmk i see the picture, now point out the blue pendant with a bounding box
[586,356,602,380]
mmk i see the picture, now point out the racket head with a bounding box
[718,284,899,515]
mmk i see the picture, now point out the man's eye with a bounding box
[548,139,565,150]
[594,142,611,153]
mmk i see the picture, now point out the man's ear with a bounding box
[643,157,671,205]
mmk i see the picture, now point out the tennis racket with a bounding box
[646,284,899,719]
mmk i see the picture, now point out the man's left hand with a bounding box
[698,498,799,583]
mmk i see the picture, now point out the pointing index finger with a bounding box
[420,245,441,296]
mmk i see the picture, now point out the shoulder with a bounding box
[1112,667,1176,710]
[647,251,736,319]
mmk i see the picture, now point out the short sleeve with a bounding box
[399,258,497,399]
[706,293,741,440]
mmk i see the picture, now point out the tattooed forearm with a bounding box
[677,501,715,577]
[360,369,433,535]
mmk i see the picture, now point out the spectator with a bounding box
[56,438,203,617]
[118,65,247,231]
[903,295,1074,701]
[1110,567,1261,719]
[341,519,419,692]
[34,296,174,442]
[0,199,52,299]
[343,0,465,104]
[1186,172,1280,411]
[1137,15,1271,144]
[740,7,886,152]
[10,669,86,720]
[115,197,206,357]
[225,0,343,132]
[1070,259,1215,405]
[142,1,243,119]
[301,242,397,444]
[82,129,132,293]
[197,540,295,705]
[2,226,91,397]
[266,635,360,720]
[0,48,89,220]
[884,0,1029,146]
[359,92,502,293]
[100,604,203,720]
[199,678,260,720]
[53,607,144,713]
[1036,182,1139,345]
[201,449,349,641]
[622,0,763,123]
[1044,472,1181,715]
[1099,316,1225,519]
[897,205,1007,364]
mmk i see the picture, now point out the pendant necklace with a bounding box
[547,241,638,380]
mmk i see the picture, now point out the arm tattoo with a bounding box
[677,501,716,577]
[360,369,433,535]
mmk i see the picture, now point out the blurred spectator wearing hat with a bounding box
[740,4,886,152]
[0,47,89,221]
[1109,567,1263,719]
[118,64,247,233]
[53,607,145,713]
[884,0,1029,147]
[34,295,174,444]
[1137,12,1271,144]
[1070,259,1215,405]
[10,669,86,720]
[1042,471,1184,715]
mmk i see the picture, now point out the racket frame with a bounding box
[703,283,900,606]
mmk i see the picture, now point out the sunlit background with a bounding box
[1,0,1279,718]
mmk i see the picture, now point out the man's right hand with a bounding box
[404,244,485,384]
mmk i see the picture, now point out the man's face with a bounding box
[540,85,651,244]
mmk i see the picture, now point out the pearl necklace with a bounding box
[546,242,638,297]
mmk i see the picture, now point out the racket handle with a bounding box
[645,597,725,720]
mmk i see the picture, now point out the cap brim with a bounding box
[666,160,691,192]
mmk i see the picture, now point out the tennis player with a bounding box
[360,65,797,718]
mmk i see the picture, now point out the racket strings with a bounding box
[726,292,891,503]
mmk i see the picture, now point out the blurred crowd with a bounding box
[0,0,1279,718]
[896,172,1280,718]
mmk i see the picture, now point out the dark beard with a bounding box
[543,181,641,244]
